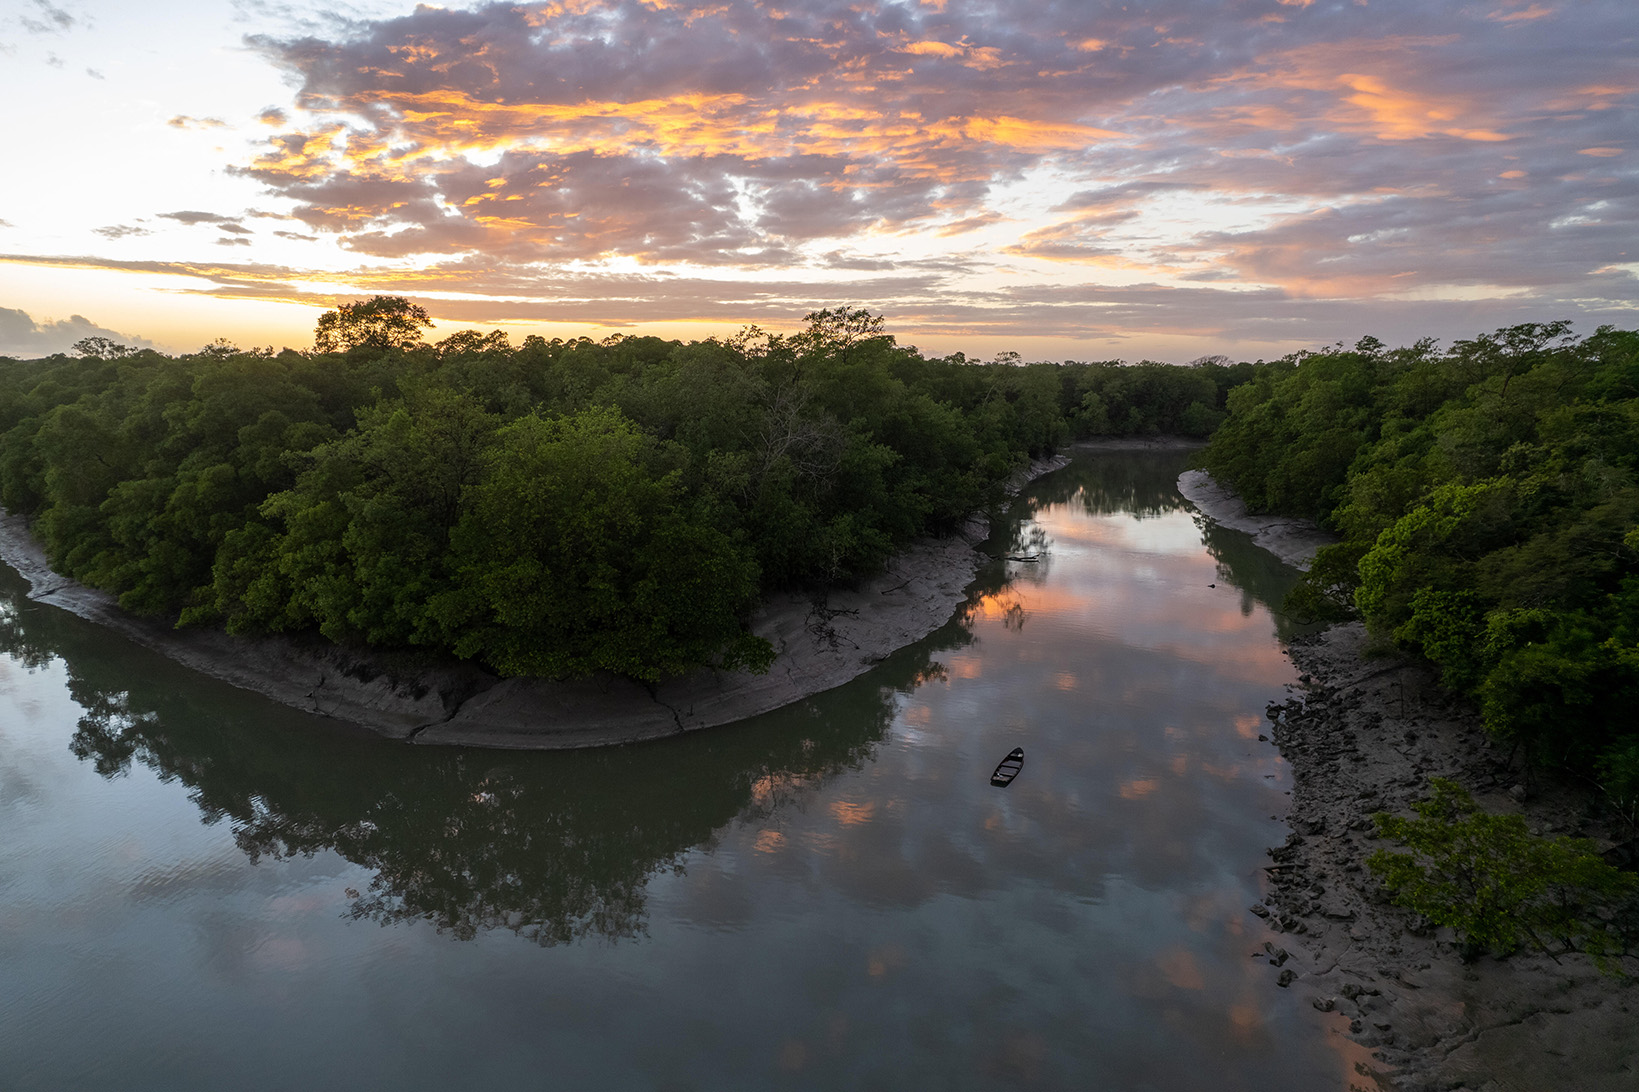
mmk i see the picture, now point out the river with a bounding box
[0,449,1372,1091]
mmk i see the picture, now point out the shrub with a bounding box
[1368,779,1637,969]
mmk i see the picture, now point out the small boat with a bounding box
[990,747,1025,787]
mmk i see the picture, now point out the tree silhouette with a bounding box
[314,296,434,353]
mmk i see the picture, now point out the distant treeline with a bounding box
[1201,322,1639,818]
[0,300,1247,682]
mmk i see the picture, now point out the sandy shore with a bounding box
[0,454,1067,748]
[1182,470,1637,1091]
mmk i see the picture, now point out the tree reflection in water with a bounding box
[1008,450,1312,642]
[0,556,1008,947]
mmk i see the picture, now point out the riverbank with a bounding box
[1271,626,1637,1092]
[1176,468,1336,569]
[0,454,1067,748]
[1181,470,1639,1092]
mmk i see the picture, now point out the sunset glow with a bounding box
[2,0,1634,358]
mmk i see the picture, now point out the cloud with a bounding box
[5,248,1633,359]
[214,0,1635,322]
[2,0,1633,357]
[1489,3,1557,23]
[238,2,1138,264]
[0,306,156,359]
[160,210,241,225]
[19,1,75,35]
[159,211,256,237]
[168,115,228,130]
[93,224,152,239]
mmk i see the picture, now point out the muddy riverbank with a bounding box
[1182,470,1639,1092]
[1268,625,1638,1092]
[1176,468,1336,570]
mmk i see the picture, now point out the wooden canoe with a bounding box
[990,747,1025,787]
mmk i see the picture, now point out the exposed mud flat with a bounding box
[1177,468,1337,570]
[0,455,1068,748]
[1265,624,1637,1092]
[1181,471,1637,1091]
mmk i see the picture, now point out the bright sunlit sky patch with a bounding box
[1,0,1635,358]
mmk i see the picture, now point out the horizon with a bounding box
[1,0,1635,363]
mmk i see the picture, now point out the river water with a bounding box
[0,450,1369,1090]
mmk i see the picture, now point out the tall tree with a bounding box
[313,296,434,353]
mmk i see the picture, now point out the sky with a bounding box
[0,0,1635,362]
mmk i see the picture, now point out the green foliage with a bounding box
[313,296,434,353]
[1369,779,1637,966]
[72,336,138,360]
[0,309,1284,684]
[1202,322,1639,786]
[1597,741,1639,836]
[443,408,768,682]
[794,306,888,364]
[1282,541,1366,623]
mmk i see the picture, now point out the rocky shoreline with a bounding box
[1183,471,1638,1092]
[0,454,1068,749]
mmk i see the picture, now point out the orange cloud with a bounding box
[1335,73,1510,142]
[1200,40,1515,144]
[1489,3,1556,22]
[902,40,963,58]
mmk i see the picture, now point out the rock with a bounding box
[1277,969,1297,988]
[1313,997,1336,1012]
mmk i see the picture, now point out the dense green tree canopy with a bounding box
[0,301,1257,683]
[1201,322,1639,803]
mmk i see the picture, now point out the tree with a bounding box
[313,296,434,353]
[443,408,770,681]
[72,336,135,359]
[796,306,888,365]
[195,338,240,359]
[1369,779,1636,966]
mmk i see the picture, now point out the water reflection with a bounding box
[0,450,1367,1091]
[0,560,1001,947]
